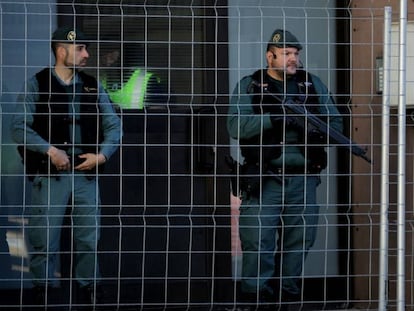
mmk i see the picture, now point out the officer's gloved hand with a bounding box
[270,115,299,129]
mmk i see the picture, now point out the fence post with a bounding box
[379,6,392,311]
[397,1,407,310]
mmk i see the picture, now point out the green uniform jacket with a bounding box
[227,70,344,168]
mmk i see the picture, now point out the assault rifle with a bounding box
[251,80,371,164]
[284,99,371,163]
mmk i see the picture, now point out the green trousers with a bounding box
[239,175,320,297]
[27,173,101,287]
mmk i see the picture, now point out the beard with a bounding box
[285,63,297,75]
[63,55,87,69]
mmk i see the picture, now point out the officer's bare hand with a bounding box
[47,146,70,171]
[74,153,106,171]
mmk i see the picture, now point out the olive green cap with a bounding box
[268,29,302,50]
[51,27,89,45]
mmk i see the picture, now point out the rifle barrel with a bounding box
[284,100,371,164]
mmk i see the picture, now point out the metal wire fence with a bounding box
[0,0,411,310]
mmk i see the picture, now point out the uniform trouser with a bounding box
[238,175,320,297]
[27,173,101,288]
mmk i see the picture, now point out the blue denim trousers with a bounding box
[238,174,320,297]
[27,173,101,288]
